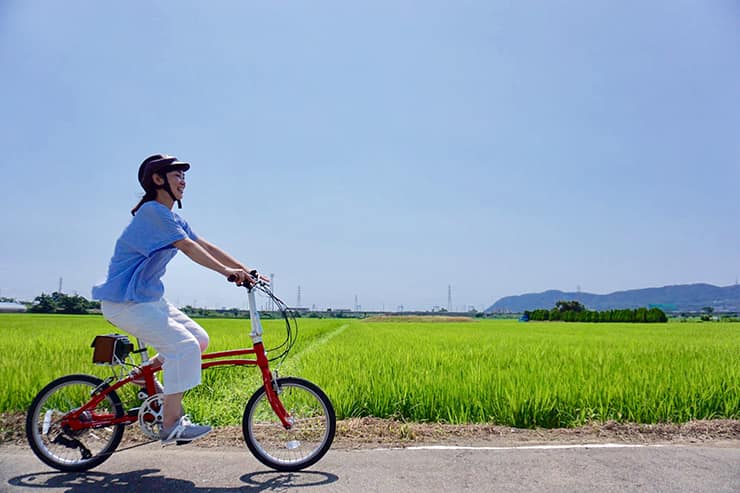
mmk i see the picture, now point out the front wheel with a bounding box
[26,374,125,472]
[243,377,335,471]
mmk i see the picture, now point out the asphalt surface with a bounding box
[1,443,738,492]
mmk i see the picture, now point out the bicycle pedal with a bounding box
[175,440,191,446]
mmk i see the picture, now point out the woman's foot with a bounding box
[159,415,212,445]
[130,359,164,394]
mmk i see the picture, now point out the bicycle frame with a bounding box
[61,285,292,433]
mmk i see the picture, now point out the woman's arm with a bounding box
[196,238,270,283]
[174,238,250,284]
[196,237,249,271]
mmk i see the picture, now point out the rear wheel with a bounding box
[243,377,335,471]
[26,374,125,472]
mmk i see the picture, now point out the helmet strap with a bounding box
[156,173,182,208]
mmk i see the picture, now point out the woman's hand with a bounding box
[224,268,252,286]
[244,270,271,286]
[254,271,270,284]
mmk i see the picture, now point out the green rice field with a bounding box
[1,314,738,428]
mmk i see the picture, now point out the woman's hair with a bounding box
[131,187,158,215]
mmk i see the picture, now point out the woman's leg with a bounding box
[102,300,203,404]
[162,392,185,429]
[166,301,210,352]
[159,303,209,426]
[102,299,211,442]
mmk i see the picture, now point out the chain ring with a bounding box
[137,393,164,439]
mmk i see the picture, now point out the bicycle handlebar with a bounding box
[225,271,296,361]
[228,270,263,289]
[227,270,288,315]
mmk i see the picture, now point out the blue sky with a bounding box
[1,1,738,311]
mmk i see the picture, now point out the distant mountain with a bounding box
[485,283,740,313]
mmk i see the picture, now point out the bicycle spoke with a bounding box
[243,377,335,471]
[26,375,125,472]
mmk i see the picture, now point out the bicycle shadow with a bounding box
[8,468,339,492]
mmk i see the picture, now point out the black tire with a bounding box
[26,374,125,472]
[243,377,336,471]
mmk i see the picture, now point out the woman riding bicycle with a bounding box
[92,154,266,445]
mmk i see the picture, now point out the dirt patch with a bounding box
[0,413,25,444]
[5,412,738,449]
[329,417,740,449]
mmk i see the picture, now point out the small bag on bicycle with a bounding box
[91,334,134,366]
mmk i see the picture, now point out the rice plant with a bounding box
[1,314,737,428]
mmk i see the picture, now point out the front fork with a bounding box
[254,341,293,429]
[247,287,293,429]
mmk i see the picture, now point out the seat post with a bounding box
[137,338,151,363]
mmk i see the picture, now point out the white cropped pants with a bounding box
[101,299,209,395]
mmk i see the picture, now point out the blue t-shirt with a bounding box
[92,201,198,302]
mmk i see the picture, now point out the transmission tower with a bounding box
[447,285,452,312]
[297,285,302,308]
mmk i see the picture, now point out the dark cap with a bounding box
[138,154,190,188]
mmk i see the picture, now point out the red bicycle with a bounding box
[25,280,336,472]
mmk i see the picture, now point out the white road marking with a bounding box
[379,443,655,451]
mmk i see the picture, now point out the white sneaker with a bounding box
[159,415,212,445]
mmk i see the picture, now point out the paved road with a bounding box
[1,443,738,492]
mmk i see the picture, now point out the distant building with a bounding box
[0,302,27,313]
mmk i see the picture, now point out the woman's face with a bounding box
[166,170,186,201]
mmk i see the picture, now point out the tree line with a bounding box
[28,292,101,314]
[524,300,668,323]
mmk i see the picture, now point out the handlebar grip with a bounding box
[228,273,258,286]
[228,271,259,285]
[249,269,258,277]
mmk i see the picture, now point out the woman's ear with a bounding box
[152,173,165,186]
